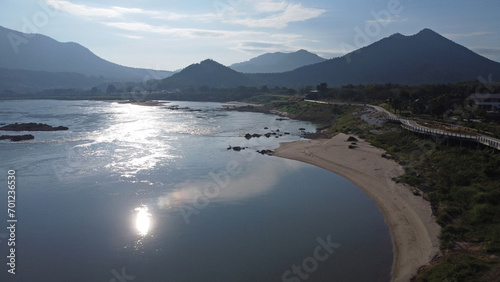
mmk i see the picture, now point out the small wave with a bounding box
[0,137,93,144]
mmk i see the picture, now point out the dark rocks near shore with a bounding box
[0,134,35,142]
[245,131,286,139]
[166,105,202,112]
[257,149,274,156]
[247,130,286,139]
[245,133,262,139]
[0,123,68,131]
[227,146,247,151]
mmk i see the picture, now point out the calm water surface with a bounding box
[0,100,392,281]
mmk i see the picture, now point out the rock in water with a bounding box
[0,123,68,131]
[0,134,35,142]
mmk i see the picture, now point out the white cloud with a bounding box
[43,0,327,63]
[44,0,159,18]
[152,12,218,22]
[443,31,493,39]
[252,0,288,13]
[102,21,265,39]
[471,47,500,62]
[45,0,119,18]
[234,41,294,54]
[157,159,301,210]
[45,0,325,29]
[116,33,143,40]
[225,1,326,28]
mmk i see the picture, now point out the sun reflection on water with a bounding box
[90,103,178,178]
[135,206,152,236]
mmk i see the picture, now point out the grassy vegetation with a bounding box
[463,121,500,139]
[271,100,347,124]
[416,253,496,282]
[244,94,289,105]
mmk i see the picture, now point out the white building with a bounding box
[470,93,500,112]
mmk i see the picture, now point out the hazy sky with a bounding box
[2,0,500,71]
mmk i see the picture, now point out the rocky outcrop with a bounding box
[0,123,68,131]
[0,134,35,142]
[245,130,285,139]
[227,146,248,151]
[244,133,263,139]
[257,149,274,156]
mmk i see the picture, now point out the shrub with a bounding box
[415,254,492,281]
[347,136,358,142]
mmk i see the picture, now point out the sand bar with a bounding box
[274,133,440,281]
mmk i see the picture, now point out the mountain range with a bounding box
[0,25,173,91]
[161,29,500,89]
[1,26,500,93]
[229,50,326,73]
[256,28,500,87]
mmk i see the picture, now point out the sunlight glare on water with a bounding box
[135,206,152,236]
[91,103,177,178]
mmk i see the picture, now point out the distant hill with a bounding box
[230,50,326,73]
[251,28,500,87]
[0,68,106,93]
[0,25,172,88]
[159,59,256,89]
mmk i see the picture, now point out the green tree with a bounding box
[429,94,449,118]
[317,82,328,93]
[301,86,313,94]
[106,84,117,94]
[409,101,425,115]
[389,96,402,114]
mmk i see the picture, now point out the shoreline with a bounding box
[274,133,441,281]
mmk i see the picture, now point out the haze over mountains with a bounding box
[0,26,173,91]
[229,50,326,73]
[1,26,499,93]
[162,29,500,89]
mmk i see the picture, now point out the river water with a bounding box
[0,100,392,281]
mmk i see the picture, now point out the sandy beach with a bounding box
[275,133,441,281]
